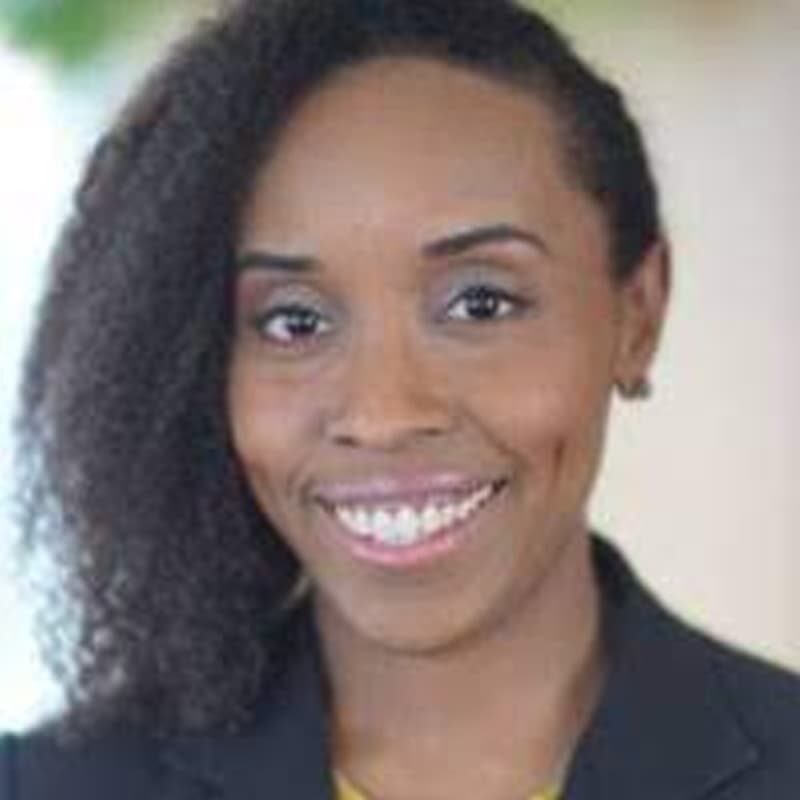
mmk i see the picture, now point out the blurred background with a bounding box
[1,0,798,732]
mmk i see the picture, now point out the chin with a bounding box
[315,584,505,658]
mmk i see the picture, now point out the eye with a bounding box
[445,285,521,322]
[252,303,332,345]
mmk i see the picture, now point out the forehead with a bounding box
[239,56,603,253]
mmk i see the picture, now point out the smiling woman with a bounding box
[2,1,799,799]
[228,55,656,673]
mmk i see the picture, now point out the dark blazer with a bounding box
[2,539,799,799]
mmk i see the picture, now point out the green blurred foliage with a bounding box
[0,0,640,68]
[0,0,176,65]
[525,0,642,31]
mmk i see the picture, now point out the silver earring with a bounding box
[617,376,652,401]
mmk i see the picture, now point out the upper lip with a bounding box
[313,473,502,507]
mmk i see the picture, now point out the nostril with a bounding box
[326,412,452,450]
[324,390,454,449]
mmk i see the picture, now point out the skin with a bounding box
[229,57,668,799]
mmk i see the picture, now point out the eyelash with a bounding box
[443,285,526,323]
[251,303,332,346]
[250,285,527,346]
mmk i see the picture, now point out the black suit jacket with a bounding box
[2,539,799,799]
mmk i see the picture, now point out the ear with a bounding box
[614,239,671,387]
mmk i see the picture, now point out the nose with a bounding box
[325,328,453,450]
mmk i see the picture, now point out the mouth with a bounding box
[315,477,508,569]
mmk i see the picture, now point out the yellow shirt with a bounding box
[334,771,559,800]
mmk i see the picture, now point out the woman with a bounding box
[2,0,798,798]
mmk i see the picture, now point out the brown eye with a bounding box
[253,304,332,344]
[445,285,520,322]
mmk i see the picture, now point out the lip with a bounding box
[317,478,507,570]
[314,472,494,507]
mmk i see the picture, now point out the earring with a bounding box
[617,376,652,401]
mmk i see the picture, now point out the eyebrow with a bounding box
[235,222,548,273]
[236,251,316,273]
[422,223,549,259]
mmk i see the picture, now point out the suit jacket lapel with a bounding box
[564,540,760,800]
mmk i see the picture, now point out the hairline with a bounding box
[241,46,623,279]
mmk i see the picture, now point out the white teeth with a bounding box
[331,482,499,548]
[421,504,441,535]
[394,507,419,544]
[337,508,369,537]
[374,509,390,528]
[353,508,371,537]
[373,509,392,539]
[439,504,455,528]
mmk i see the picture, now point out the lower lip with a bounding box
[322,485,503,570]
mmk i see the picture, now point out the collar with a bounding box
[159,537,760,800]
[563,539,759,799]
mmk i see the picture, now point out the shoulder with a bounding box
[0,734,11,800]
[0,726,159,800]
[652,601,800,793]
[660,624,800,798]
[588,536,800,798]
[703,633,800,767]
[642,578,800,766]
[598,535,800,727]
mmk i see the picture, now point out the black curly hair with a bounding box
[15,0,663,740]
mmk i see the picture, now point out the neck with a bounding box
[313,531,606,799]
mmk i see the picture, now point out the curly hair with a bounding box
[15,0,662,740]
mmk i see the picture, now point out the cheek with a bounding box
[464,326,612,428]
[456,327,614,496]
[226,357,316,513]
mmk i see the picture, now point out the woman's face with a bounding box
[229,57,666,652]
